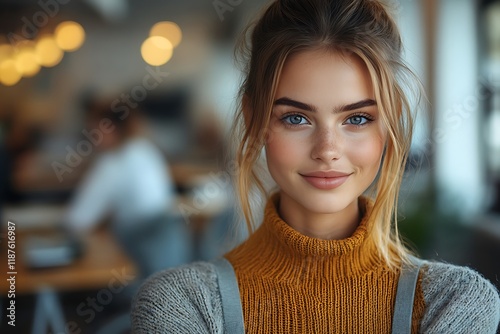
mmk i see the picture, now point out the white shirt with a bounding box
[66,137,174,231]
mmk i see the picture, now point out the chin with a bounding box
[294,191,355,215]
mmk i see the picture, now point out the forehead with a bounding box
[275,49,374,107]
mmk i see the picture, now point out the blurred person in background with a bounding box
[65,97,192,277]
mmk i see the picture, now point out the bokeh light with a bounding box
[35,36,64,67]
[0,43,14,62]
[149,21,182,48]
[141,36,173,66]
[0,59,22,86]
[55,21,86,52]
[14,41,41,77]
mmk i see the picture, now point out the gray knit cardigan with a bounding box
[131,260,500,333]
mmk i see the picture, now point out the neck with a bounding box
[278,191,360,240]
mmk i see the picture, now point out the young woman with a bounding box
[132,0,500,332]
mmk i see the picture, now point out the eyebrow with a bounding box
[273,97,377,113]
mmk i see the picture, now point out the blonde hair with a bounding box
[231,0,419,270]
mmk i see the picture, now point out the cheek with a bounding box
[265,131,309,175]
[349,135,385,173]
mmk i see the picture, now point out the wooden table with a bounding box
[0,228,137,295]
[0,227,137,333]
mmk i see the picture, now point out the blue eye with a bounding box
[282,114,308,125]
[345,115,372,126]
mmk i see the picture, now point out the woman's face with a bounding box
[266,49,386,217]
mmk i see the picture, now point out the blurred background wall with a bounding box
[0,0,499,333]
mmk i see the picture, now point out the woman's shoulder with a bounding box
[131,261,224,333]
[419,260,500,333]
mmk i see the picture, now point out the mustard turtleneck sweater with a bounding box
[132,193,500,333]
[225,194,425,333]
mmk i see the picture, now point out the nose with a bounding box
[310,127,342,162]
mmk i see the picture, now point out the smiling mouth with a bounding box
[299,172,352,190]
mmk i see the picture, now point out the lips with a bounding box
[299,170,352,190]
[301,170,351,178]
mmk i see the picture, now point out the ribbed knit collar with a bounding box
[226,192,385,279]
[265,192,372,257]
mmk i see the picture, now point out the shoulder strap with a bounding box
[213,256,423,334]
[391,255,425,334]
[211,257,245,334]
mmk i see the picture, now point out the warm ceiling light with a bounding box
[0,44,14,61]
[15,42,40,77]
[0,59,22,86]
[55,21,86,52]
[149,21,182,48]
[141,36,173,66]
[35,36,64,67]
